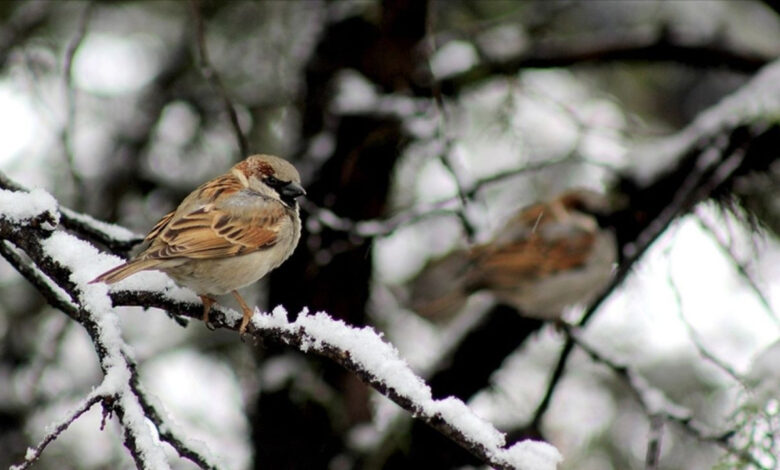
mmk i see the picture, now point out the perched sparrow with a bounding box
[92,154,306,334]
[410,189,617,321]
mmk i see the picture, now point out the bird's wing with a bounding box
[140,194,287,260]
[469,231,596,288]
[144,172,246,243]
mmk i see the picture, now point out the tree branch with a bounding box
[0,181,560,470]
[10,394,104,470]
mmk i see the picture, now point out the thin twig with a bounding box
[61,1,94,210]
[436,28,772,96]
[303,154,603,240]
[645,414,664,470]
[425,10,477,241]
[665,248,745,383]
[189,0,249,157]
[10,394,104,470]
[0,240,79,319]
[694,210,778,326]
[563,323,759,467]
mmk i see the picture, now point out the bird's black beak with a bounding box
[280,181,306,199]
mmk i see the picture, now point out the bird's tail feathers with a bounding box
[90,259,161,285]
[409,250,472,321]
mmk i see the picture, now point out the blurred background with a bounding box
[0,0,779,469]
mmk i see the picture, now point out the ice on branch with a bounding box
[252,307,563,470]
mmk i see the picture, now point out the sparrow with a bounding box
[91,154,306,334]
[410,189,617,321]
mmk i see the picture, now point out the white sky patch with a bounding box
[72,33,158,95]
[430,40,479,79]
[0,84,37,165]
[153,101,201,146]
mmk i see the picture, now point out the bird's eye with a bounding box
[266,175,280,186]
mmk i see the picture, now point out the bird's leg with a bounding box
[200,295,217,330]
[231,290,254,335]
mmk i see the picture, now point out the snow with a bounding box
[0,188,59,227]
[61,207,140,242]
[252,306,562,470]
[434,396,504,447]
[503,440,565,470]
[430,40,479,79]
[634,58,780,182]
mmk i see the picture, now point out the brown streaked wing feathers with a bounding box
[142,174,244,242]
[145,211,175,241]
[469,232,595,289]
[140,203,283,260]
[195,172,244,201]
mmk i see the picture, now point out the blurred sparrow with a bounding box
[92,154,305,334]
[410,189,617,321]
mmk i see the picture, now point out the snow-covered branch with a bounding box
[0,180,561,470]
[244,307,560,470]
[10,394,104,470]
[0,186,227,469]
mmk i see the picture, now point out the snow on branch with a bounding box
[244,306,561,470]
[0,179,561,469]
